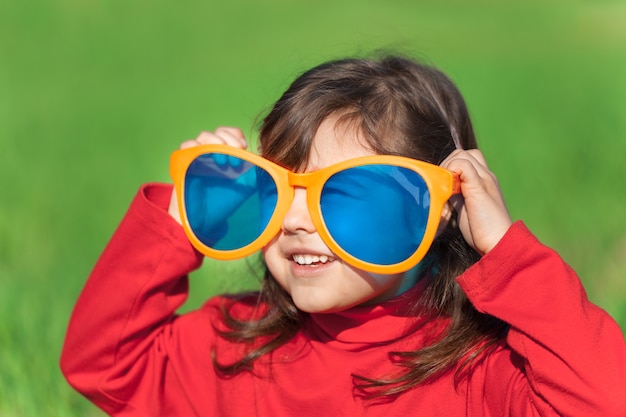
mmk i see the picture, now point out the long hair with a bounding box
[213,54,507,396]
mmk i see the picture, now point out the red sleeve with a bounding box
[458,221,626,417]
[60,183,206,416]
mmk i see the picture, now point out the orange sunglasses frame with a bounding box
[170,144,461,274]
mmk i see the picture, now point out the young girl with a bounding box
[61,55,626,416]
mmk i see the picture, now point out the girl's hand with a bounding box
[440,149,513,255]
[168,127,248,224]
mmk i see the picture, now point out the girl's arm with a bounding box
[60,183,206,415]
[459,221,626,416]
[61,129,247,415]
[442,150,626,416]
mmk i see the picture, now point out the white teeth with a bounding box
[292,254,333,265]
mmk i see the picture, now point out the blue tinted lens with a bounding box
[320,165,430,265]
[184,153,278,251]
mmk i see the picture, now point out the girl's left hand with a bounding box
[440,149,513,256]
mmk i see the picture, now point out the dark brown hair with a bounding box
[214,54,507,397]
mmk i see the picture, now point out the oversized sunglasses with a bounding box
[170,144,460,274]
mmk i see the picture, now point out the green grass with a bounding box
[1,1,625,415]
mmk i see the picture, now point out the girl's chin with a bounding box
[289,290,361,314]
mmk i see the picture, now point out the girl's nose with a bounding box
[282,187,316,234]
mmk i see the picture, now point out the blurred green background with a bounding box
[1,0,625,415]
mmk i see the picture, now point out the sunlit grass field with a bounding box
[1,1,625,415]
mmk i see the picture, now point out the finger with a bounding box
[179,128,248,150]
[442,150,495,186]
[441,149,485,171]
[179,139,202,150]
[439,149,464,168]
[214,126,248,148]
[177,131,226,150]
[195,131,227,145]
[214,126,246,141]
[206,127,248,148]
[463,149,489,169]
[440,150,481,177]
[444,156,483,184]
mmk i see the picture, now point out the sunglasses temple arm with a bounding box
[451,173,462,195]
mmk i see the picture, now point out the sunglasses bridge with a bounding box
[286,171,316,188]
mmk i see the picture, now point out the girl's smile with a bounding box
[291,254,336,266]
[283,238,339,276]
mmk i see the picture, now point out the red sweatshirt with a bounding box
[61,184,626,417]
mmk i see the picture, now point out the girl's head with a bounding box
[259,55,476,169]
[256,55,480,313]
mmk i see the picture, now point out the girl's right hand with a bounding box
[168,127,248,224]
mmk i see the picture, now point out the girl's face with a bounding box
[262,115,416,314]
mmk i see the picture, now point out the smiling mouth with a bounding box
[292,254,337,266]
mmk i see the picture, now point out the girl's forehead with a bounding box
[305,116,375,171]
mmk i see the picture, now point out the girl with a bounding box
[61,55,626,416]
